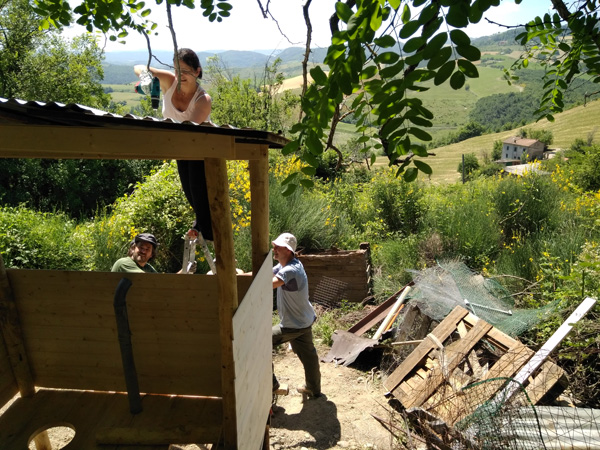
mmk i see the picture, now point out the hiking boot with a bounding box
[297,385,321,399]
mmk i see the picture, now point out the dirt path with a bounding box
[269,345,397,450]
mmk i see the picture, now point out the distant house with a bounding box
[498,137,545,165]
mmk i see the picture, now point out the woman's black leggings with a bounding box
[176,160,213,241]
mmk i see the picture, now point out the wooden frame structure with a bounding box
[0,98,288,449]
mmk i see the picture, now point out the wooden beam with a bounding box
[205,157,238,450]
[249,146,270,277]
[0,124,237,160]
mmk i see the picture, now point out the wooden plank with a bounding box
[249,148,270,277]
[384,306,470,394]
[402,318,493,409]
[0,124,236,160]
[206,157,239,450]
[233,255,272,450]
[0,389,222,449]
[462,312,516,352]
[348,285,411,336]
[522,360,565,404]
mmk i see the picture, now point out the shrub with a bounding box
[421,180,501,269]
[0,206,87,269]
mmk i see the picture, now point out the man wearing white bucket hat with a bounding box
[271,232,321,399]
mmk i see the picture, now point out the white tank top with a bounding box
[162,81,211,123]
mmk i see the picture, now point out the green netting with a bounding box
[407,260,556,337]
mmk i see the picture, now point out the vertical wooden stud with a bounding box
[205,157,238,450]
[249,146,270,277]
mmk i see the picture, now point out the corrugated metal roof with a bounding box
[0,97,288,148]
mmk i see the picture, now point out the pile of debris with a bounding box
[321,262,600,450]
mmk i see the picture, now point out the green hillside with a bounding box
[387,99,600,184]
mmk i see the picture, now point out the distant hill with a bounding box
[102,46,328,84]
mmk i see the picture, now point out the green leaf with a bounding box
[446,4,469,27]
[450,29,471,46]
[336,1,353,23]
[403,37,424,53]
[399,20,420,39]
[282,183,297,197]
[301,166,317,176]
[401,3,410,23]
[360,65,378,79]
[406,115,432,127]
[433,60,455,85]
[379,60,405,78]
[299,179,314,189]
[374,35,397,48]
[282,140,300,155]
[427,46,452,70]
[310,66,328,86]
[414,159,432,174]
[456,45,481,61]
[450,70,466,89]
[375,51,400,64]
[403,167,418,182]
[457,59,478,78]
[303,151,319,167]
[370,7,383,31]
[408,127,432,141]
[422,32,447,59]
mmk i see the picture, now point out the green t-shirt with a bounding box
[111,257,157,273]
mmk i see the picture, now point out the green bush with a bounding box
[492,175,566,242]
[0,206,87,269]
[421,180,501,269]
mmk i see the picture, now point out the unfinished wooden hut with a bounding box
[0,98,287,449]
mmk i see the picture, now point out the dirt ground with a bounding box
[268,343,399,450]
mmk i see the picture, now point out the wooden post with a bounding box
[0,254,34,396]
[0,254,52,450]
[205,157,238,450]
[249,146,270,277]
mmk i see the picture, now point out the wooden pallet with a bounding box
[384,306,565,427]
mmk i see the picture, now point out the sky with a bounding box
[67,0,554,53]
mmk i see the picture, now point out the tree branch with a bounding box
[300,0,313,121]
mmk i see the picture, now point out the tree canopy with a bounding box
[25,0,600,189]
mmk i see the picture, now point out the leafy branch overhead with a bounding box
[33,0,232,41]
[28,0,600,191]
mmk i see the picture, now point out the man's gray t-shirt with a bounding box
[273,258,315,329]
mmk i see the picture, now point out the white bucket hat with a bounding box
[272,233,297,253]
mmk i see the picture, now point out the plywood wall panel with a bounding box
[6,270,223,396]
[233,255,272,449]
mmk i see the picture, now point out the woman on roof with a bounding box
[134,48,213,241]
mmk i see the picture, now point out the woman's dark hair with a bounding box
[177,48,202,79]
